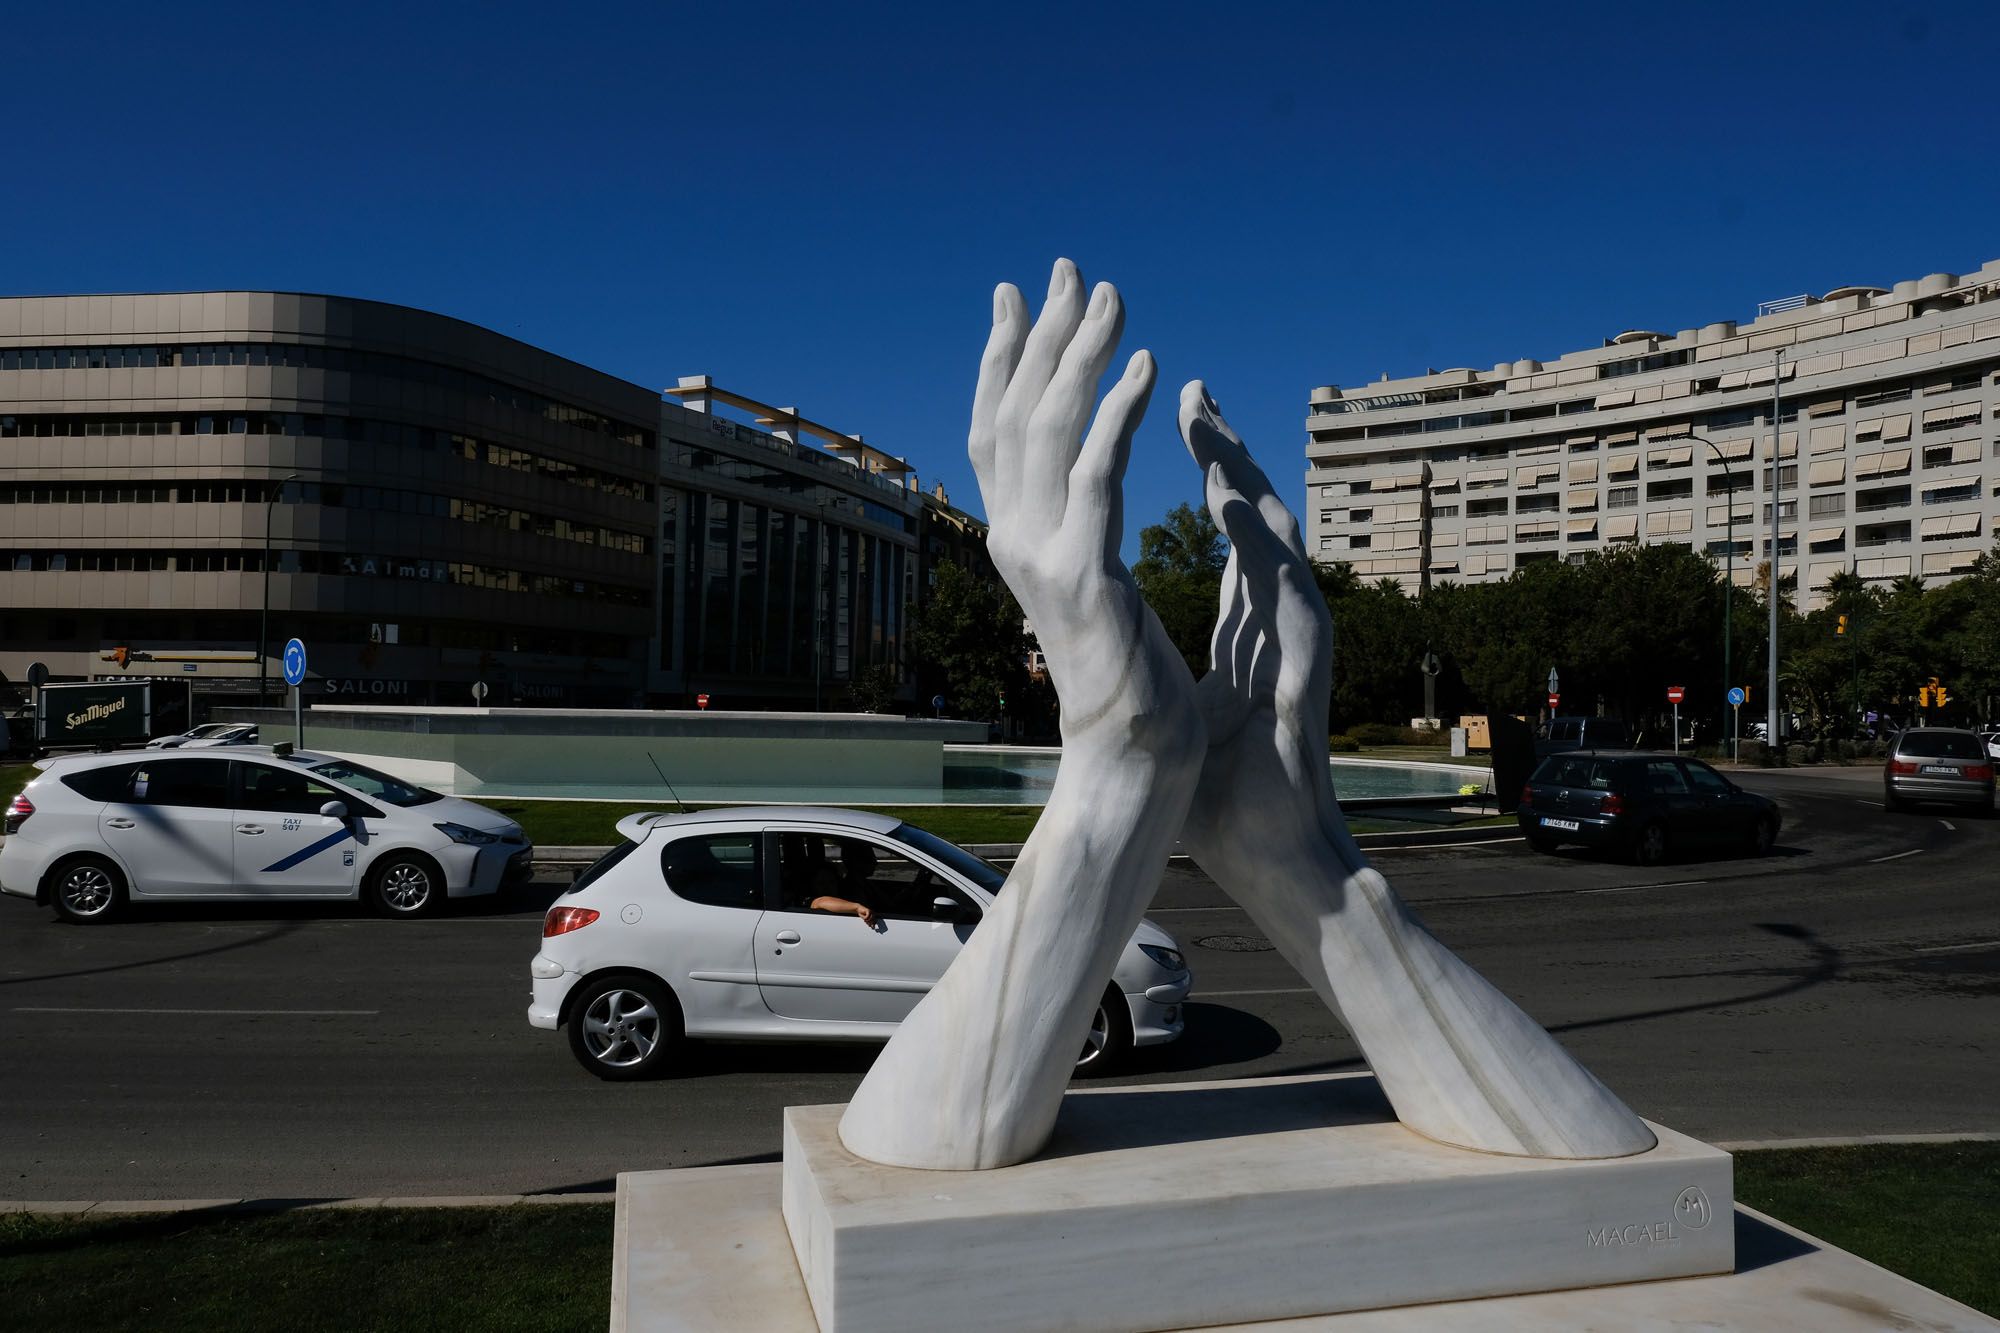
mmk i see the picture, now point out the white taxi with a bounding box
[1,746,532,921]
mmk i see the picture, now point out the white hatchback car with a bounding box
[529,808,1193,1079]
[1,746,533,921]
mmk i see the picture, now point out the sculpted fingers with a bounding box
[1068,349,1155,545]
[1037,281,1126,464]
[968,283,1029,518]
[1181,381,1308,562]
[994,260,1086,503]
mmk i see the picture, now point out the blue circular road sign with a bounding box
[1727,686,1746,706]
[283,638,308,687]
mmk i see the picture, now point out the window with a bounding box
[660,834,763,910]
[129,759,232,809]
[1607,486,1638,509]
[1706,473,1753,495]
[1319,510,1334,524]
[777,834,974,922]
[1467,497,1508,517]
[1761,501,1798,522]
[1431,504,1460,519]
[1646,479,1693,501]
[1644,760,1691,796]
[60,763,143,803]
[238,764,346,816]
[1760,464,1799,491]
[1808,494,1846,518]
[1348,508,1374,524]
[1517,494,1560,514]
[1683,762,1730,796]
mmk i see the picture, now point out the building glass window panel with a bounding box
[734,504,764,675]
[701,496,734,675]
[764,511,793,676]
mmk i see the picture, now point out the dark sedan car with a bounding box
[1518,750,1779,865]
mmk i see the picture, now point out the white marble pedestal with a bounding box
[782,1072,1728,1332]
[610,1072,1997,1332]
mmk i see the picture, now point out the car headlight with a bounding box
[1138,943,1186,973]
[434,822,500,846]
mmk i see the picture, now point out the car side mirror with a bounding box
[319,800,349,820]
[931,895,962,922]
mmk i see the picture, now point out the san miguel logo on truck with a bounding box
[64,697,129,731]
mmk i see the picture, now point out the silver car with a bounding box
[527,807,1193,1080]
[1884,728,1995,814]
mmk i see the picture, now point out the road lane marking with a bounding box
[1909,940,2000,955]
[1868,849,1924,864]
[13,1007,378,1016]
[1195,987,1316,998]
[1939,820,1956,832]
[1854,799,1882,808]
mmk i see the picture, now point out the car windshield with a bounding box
[891,822,1008,894]
[307,758,443,807]
[183,724,229,738]
[1899,731,1982,759]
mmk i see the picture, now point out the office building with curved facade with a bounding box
[0,293,962,710]
[1304,258,2000,609]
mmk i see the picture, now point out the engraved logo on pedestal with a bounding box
[1674,1185,1713,1230]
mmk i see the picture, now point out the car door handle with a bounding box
[775,930,802,945]
[236,824,265,835]
[105,817,136,830]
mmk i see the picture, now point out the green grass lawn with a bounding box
[1,1143,1992,1329]
[0,763,30,808]
[1733,1142,1999,1315]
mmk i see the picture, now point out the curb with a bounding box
[0,1192,614,1215]
[13,1131,1999,1216]
[534,823,1521,870]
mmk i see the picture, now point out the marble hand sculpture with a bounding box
[1176,385,1655,1159]
[839,261,1204,1170]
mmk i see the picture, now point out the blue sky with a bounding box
[9,1,1996,559]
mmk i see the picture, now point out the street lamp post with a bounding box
[1767,349,1785,749]
[257,472,301,706]
[1685,433,1739,757]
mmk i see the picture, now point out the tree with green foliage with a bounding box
[903,559,1032,722]
[1132,502,1226,677]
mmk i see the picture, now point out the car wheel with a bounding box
[369,854,443,918]
[1749,815,1777,857]
[568,975,681,1081]
[50,855,126,924]
[1882,788,1904,814]
[1073,986,1132,1078]
[1630,821,1669,866]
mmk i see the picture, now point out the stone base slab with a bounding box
[613,1159,1996,1331]
[778,1072,1730,1332]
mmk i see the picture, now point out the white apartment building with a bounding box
[1304,259,2000,609]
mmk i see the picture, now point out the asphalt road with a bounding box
[2,767,1995,1201]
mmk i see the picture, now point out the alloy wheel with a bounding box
[59,864,116,918]
[380,863,434,913]
[1076,1004,1110,1070]
[582,989,661,1068]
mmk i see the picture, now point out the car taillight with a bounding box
[1965,764,1994,782]
[543,906,600,938]
[4,794,32,834]
[1519,784,1533,807]
[1600,792,1625,816]
[1888,759,1917,775]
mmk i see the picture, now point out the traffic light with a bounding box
[1918,686,1932,707]
[1936,684,1949,707]
[1836,614,1848,636]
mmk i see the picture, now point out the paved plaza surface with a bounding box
[2,767,1994,1201]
